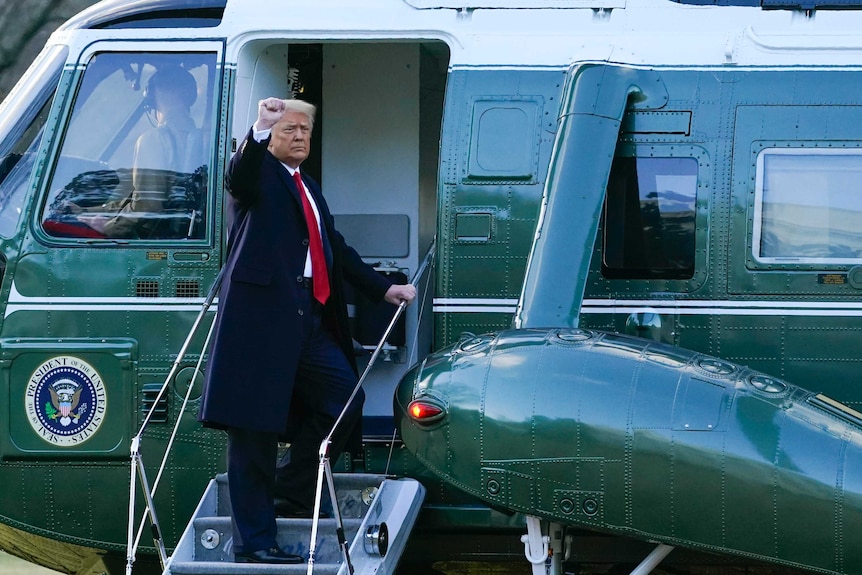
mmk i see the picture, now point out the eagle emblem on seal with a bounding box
[46,379,87,427]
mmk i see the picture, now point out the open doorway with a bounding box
[233,39,449,430]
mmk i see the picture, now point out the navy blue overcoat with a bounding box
[198,128,391,433]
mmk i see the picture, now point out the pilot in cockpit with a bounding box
[64,65,199,238]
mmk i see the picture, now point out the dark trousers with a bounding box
[226,287,363,553]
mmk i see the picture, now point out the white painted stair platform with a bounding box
[163,473,425,575]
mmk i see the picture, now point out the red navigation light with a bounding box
[407,398,445,424]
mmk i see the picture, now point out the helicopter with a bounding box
[2,0,862,574]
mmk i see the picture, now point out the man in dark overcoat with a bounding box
[198,97,416,564]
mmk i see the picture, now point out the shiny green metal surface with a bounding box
[398,329,862,574]
[5,1,862,573]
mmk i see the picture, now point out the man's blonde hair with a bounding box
[282,99,317,127]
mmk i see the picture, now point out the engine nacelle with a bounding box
[395,328,862,574]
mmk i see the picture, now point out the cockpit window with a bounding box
[41,51,215,241]
[753,149,862,264]
[0,45,66,238]
[602,156,698,279]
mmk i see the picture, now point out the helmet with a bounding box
[143,65,197,110]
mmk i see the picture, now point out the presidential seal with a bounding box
[24,356,107,446]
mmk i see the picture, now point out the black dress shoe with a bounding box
[274,498,330,519]
[235,547,304,564]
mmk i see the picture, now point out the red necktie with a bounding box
[293,171,330,304]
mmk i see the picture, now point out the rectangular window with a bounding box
[41,51,216,241]
[754,149,862,264]
[602,156,698,279]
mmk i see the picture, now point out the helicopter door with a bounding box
[1,41,224,460]
[728,97,862,404]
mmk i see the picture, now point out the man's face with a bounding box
[269,111,312,168]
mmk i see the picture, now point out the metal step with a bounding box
[164,473,425,575]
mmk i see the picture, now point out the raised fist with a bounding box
[256,97,288,130]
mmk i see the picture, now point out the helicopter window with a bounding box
[41,51,215,241]
[0,45,66,238]
[602,156,698,279]
[0,104,53,240]
[754,149,862,264]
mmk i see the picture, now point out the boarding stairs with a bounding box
[163,472,425,575]
[128,244,435,575]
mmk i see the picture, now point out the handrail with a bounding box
[306,238,437,575]
[125,266,225,575]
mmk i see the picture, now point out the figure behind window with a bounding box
[67,65,200,239]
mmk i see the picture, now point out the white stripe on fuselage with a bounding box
[433,297,862,317]
[8,289,862,319]
[4,283,214,318]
